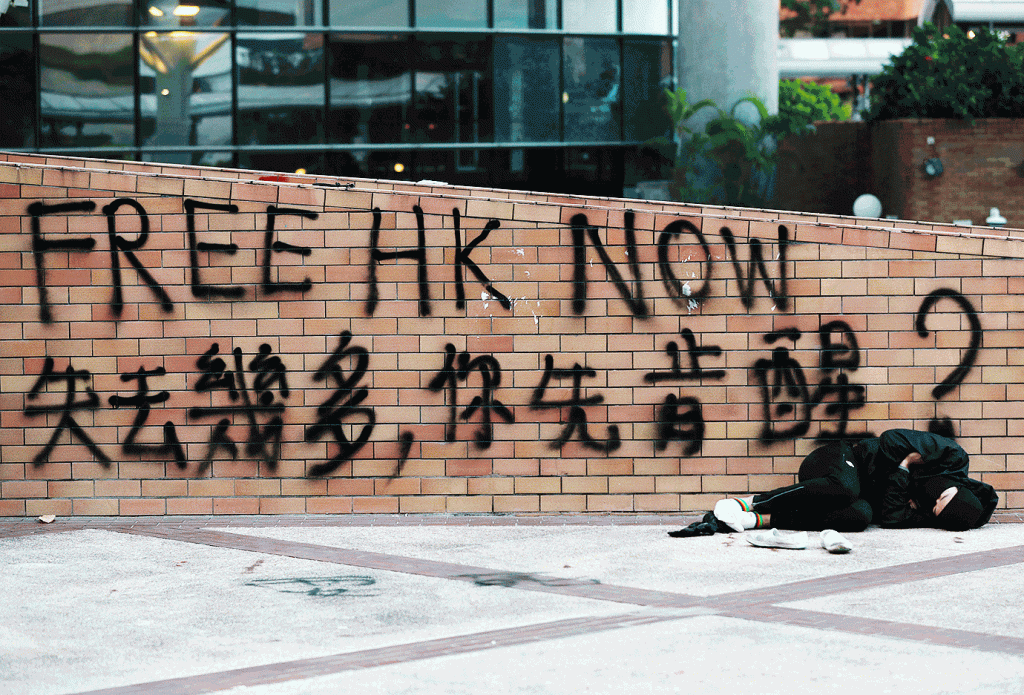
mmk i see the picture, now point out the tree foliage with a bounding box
[780,0,861,38]
[867,24,1024,121]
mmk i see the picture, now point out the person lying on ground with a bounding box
[671,429,998,539]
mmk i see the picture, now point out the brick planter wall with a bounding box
[1,152,1022,516]
[871,118,1024,227]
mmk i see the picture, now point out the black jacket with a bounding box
[853,429,998,528]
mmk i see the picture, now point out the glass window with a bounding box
[564,147,622,196]
[237,0,323,25]
[494,0,557,29]
[413,148,492,184]
[491,147,560,189]
[40,0,134,26]
[328,33,410,177]
[622,39,671,142]
[562,37,620,142]
[415,0,485,29]
[139,31,232,162]
[411,37,492,151]
[143,150,235,167]
[562,0,615,33]
[329,149,411,181]
[39,34,135,149]
[240,151,325,175]
[623,0,668,34]
[143,0,230,28]
[493,37,559,143]
[330,0,408,27]
[237,32,325,145]
[0,35,35,148]
[0,0,32,27]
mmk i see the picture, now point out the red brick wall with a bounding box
[775,118,1024,224]
[871,119,1024,227]
[1,152,1023,516]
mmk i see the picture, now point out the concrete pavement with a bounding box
[2,514,1023,694]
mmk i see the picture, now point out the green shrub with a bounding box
[661,80,849,206]
[769,79,852,139]
[867,23,1024,121]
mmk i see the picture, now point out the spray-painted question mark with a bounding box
[915,288,982,435]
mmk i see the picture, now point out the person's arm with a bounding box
[878,452,930,528]
[878,429,969,475]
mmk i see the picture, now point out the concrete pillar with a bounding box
[677,0,779,127]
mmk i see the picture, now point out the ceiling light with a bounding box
[173,5,200,16]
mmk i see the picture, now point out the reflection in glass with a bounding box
[561,0,615,33]
[39,0,133,26]
[623,39,671,142]
[414,149,492,184]
[330,0,407,27]
[237,32,324,146]
[493,37,559,145]
[491,148,560,189]
[241,151,325,175]
[415,0,485,29]
[143,0,230,27]
[143,150,234,167]
[328,34,409,176]
[564,147,621,196]
[562,37,620,142]
[329,150,411,180]
[494,0,557,29]
[623,0,669,34]
[39,34,135,149]
[0,35,35,147]
[237,0,322,26]
[0,0,32,27]
[413,37,492,172]
[140,31,232,163]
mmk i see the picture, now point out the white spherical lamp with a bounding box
[852,194,883,219]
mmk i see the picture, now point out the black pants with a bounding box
[751,442,872,532]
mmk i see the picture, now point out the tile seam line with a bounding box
[719,605,1024,656]
[705,543,1024,609]
[65,611,688,695]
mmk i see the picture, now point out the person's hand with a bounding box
[899,452,923,469]
[934,486,958,515]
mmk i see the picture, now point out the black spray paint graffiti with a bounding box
[19,195,987,470]
[529,354,621,452]
[188,343,290,472]
[365,206,510,318]
[753,321,870,444]
[457,572,601,588]
[29,201,98,324]
[24,356,111,465]
[428,344,515,449]
[245,576,378,597]
[916,288,982,437]
[30,198,320,323]
[30,198,790,324]
[644,328,726,455]
[108,366,186,469]
[104,198,175,317]
[571,211,649,317]
[304,331,377,477]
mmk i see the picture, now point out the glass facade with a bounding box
[0,0,673,196]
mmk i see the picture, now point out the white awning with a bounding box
[778,38,911,77]
[949,0,1024,23]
